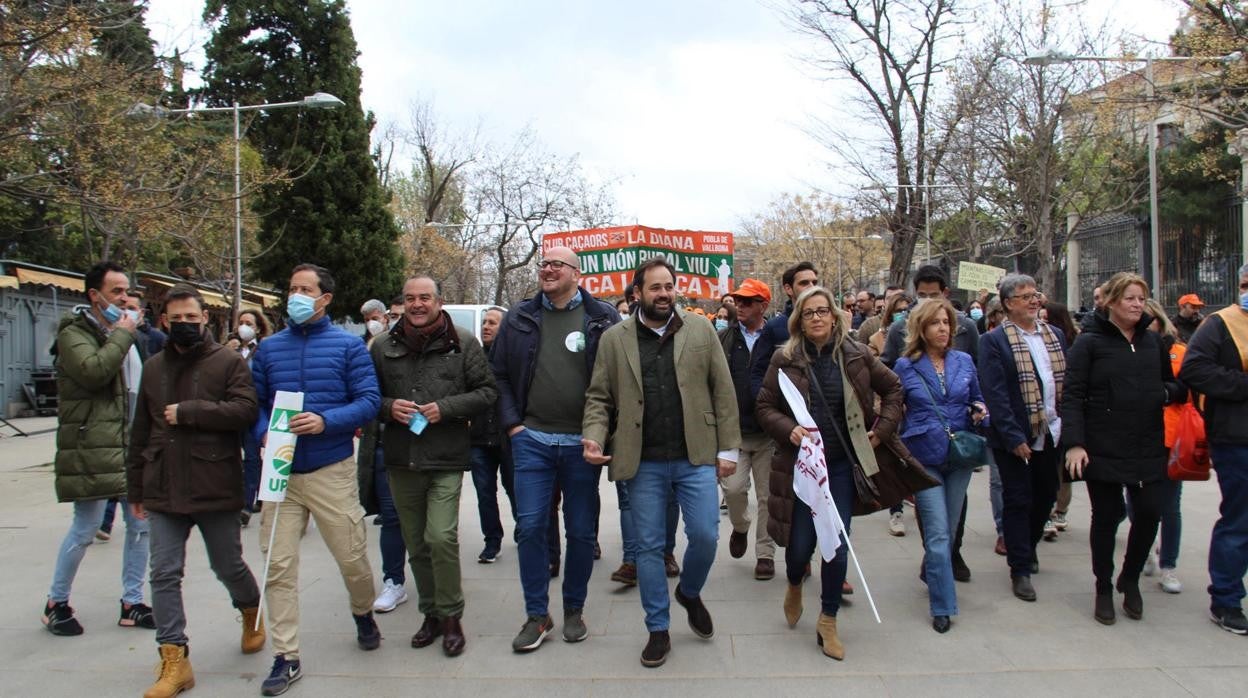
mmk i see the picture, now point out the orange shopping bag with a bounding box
[1167,402,1211,481]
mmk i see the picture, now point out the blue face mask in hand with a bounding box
[287,293,320,325]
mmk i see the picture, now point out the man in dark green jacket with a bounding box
[371,276,498,657]
[43,261,153,636]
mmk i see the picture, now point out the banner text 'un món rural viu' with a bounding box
[542,226,734,300]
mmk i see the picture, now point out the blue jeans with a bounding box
[375,447,407,585]
[1158,480,1182,569]
[625,459,719,631]
[915,464,973,617]
[511,429,601,617]
[1209,444,1248,609]
[100,498,119,533]
[617,480,678,563]
[784,456,854,616]
[49,498,149,604]
[471,445,516,550]
[243,429,262,510]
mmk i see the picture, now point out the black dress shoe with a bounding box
[1094,593,1116,625]
[1118,580,1143,620]
[674,586,714,638]
[952,554,971,582]
[411,615,442,648]
[729,531,747,559]
[441,617,465,656]
[1012,575,1037,602]
[932,615,952,633]
[641,630,671,668]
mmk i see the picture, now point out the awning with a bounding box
[14,268,82,293]
[141,276,233,310]
[0,275,18,289]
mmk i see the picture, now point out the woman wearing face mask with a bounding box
[715,302,736,333]
[868,294,911,358]
[234,309,270,525]
[1061,272,1184,625]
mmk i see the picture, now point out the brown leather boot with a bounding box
[816,613,844,660]
[442,616,466,657]
[240,606,266,654]
[144,644,194,698]
[784,584,803,627]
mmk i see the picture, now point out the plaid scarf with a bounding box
[1002,320,1066,438]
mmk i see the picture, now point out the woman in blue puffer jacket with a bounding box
[893,298,988,635]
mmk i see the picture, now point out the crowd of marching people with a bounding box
[37,251,1248,696]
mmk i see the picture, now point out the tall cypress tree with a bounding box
[200,0,403,319]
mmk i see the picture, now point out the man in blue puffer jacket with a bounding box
[250,263,382,697]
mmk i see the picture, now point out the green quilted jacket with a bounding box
[52,308,136,502]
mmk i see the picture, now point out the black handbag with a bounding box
[914,364,988,472]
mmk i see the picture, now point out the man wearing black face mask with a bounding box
[128,283,264,697]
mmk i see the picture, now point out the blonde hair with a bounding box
[902,298,957,361]
[781,286,849,363]
[1101,271,1149,308]
[1144,298,1179,340]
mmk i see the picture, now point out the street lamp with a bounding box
[128,92,345,320]
[1022,49,1237,299]
[864,182,959,265]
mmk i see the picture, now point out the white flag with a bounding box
[258,391,304,503]
[778,371,848,562]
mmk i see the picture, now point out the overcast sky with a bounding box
[144,0,1183,232]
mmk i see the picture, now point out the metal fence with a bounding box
[1073,214,1146,311]
[1159,197,1244,310]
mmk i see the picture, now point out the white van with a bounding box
[443,304,505,343]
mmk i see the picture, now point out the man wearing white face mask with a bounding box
[360,298,388,347]
[249,263,383,696]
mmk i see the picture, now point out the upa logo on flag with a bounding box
[272,444,295,477]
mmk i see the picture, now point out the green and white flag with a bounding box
[259,391,304,502]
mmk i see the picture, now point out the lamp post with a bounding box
[1022,49,1237,300]
[864,182,958,266]
[128,92,345,320]
[804,234,886,300]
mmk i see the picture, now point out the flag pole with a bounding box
[254,500,281,631]
[838,523,882,624]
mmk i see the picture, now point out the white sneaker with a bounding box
[1143,551,1157,577]
[1043,518,1057,540]
[888,511,906,537]
[1159,567,1182,594]
[372,580,408,613]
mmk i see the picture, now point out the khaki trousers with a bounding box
[719,431,775,559]
[259,457,375,659]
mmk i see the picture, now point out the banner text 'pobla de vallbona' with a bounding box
[541,226,734,300]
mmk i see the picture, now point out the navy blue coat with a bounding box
[489,288,620,432]
[977,324,1067,452]
[250,315,381,473]
[894,350,985,467]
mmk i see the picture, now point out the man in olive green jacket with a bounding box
[582,259,740,668]
[43,261,153,636]
[371,276,498,657]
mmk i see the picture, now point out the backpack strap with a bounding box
[1213,306,1248,372]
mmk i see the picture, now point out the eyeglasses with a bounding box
[1009,292,1042,302]
[537,260,577,272]
[801,307,833,320]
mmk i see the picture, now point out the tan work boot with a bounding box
[240,606,266,654]
[784,584,803,627]
[815,613,844,660]
[144,643,194,698]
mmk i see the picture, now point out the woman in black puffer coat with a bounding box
[1061,273,1185,626]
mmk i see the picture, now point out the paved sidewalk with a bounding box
[1,414,1245,697]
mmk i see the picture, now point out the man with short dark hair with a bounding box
[43,260,153,637]
[490,246,620,653]
[852,290,875,330]
[749,261,819,394]
[372,276,497,657]
[1180,264,1248,634]
[583,258,740,668]
[252,263,383,696]
[471,306,515,564]
[129,283,264,697]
